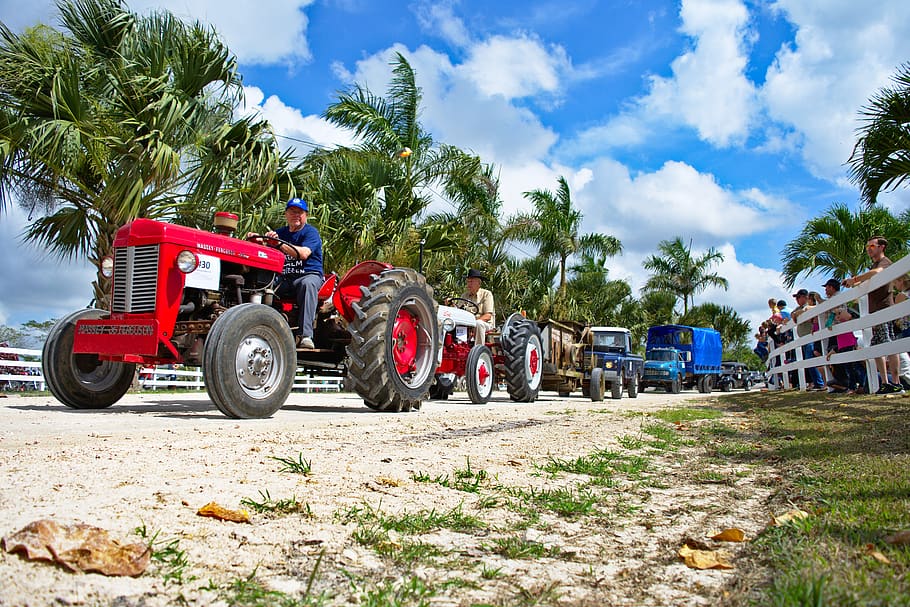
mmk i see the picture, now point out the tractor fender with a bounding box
[331,260,393,322]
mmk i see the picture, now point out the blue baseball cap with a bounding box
[286,198,308,212]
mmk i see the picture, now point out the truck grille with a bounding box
[111,245,159,313]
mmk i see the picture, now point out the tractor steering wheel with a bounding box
[448,297,480,315]
[246,234,301,260]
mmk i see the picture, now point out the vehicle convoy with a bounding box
[641,325,723,393]
[42,214,540,418]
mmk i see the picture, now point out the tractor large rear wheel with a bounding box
[42,309,136,409]
[203,304,296,418]
[346,268,438,412]
[501,314,543,403]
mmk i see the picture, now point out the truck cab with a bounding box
[642,346,687,394]
[583,326,643,400]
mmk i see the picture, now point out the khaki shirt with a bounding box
[460,287,495,325]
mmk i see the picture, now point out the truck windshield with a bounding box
[648,350,676,362]
[592,332,624,349]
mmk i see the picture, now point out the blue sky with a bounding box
[1,0,909,336]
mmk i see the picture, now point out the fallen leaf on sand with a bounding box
[2,519,150,576]
[678,543,733,570]
[884,530,910,545]
[376,476,401,487]
[197,502,250,523]
[711,528,746,542]
[864,544,891,564]
[771,509,809,526]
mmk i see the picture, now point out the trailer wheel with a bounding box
[501,314,542,403]
[466,345,494,404]
[346,268,437,412]
[203,304,296,418]
[628,373,639,398]
[590,368,605,402]
[42,309,136,409]
[611,371,623,399]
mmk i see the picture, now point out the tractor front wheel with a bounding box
[42,309,136,409]
[203,304,297,418]
[346,268,438,412]
[501,314,543,403]
[466,345,494,404]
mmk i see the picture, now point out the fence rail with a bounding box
[0,348,342,393]
[765,254,910,393]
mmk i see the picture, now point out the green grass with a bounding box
[218,566,326,607]
[711,390,910,606]
[134,523,194,585]
[485,535,563,559]
[412,457,489,493]
[339,501,485,535]
[271,453,313,475]
[650,406,723,423]
[241,490,311,516]
[502,485,598,518]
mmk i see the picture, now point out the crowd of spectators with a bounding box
[756,235,910,395]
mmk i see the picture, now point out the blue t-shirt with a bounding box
[276,223,323,277]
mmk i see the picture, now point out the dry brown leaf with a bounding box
[771,509,809,526]
[2,519,150,576]
[197,502,250,523]
[864,544,891,564]
[712,528,746,542]
[376,476,401,487]
[884,530,910,545]
[678,544,733,570]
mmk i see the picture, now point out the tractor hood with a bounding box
[437,305,476,327]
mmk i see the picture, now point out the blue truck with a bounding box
[641,325,723,393]
[583,326,644,400]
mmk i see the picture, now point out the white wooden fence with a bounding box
[0,347,342,393]
[765,254,910,393]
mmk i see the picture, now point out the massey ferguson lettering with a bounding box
[78,324,154,336]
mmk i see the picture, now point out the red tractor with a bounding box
[43,215,444,417]
[429,301,544,404]
[42,215,540,418]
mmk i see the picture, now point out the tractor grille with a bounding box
[111,245,159,313]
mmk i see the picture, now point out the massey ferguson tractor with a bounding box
[41,214,541,418]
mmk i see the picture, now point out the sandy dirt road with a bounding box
[0,388,770,606]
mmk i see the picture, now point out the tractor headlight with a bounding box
[176,250,199,274]
[100,256,114,278]
[441,317,455,332]
[605,361,614,369]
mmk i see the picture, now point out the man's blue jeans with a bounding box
[802,342,824,387]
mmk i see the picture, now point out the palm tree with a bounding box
[642,237,728,315]
[566,254,633,324]
[780,202,910,288]
[419,163,514,296]
[0,0,289,305]
[319,52,478,270]
[679,303,751,351]
[848,62,910,205]
[509,176,622,290]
